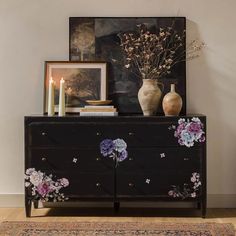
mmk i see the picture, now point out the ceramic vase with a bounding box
[162,84,182,116]
[138,79,162,116]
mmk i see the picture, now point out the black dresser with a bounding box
[24,115,206,217]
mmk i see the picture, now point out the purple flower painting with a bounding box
[25,168,69,202]
[168,172,201,199]
[100,138,128,166]
[117,149,128,162]
[100,139,115,157]
[172,117,205,147]
[36,181,53,198]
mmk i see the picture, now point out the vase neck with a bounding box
[170,84,175,92]
[142,79,157,86]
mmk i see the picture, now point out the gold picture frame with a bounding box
[44,61,108,113]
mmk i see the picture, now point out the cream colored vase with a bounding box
[138,79,162,116]
[162,84,182,116]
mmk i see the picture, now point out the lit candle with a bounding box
[47,77,55,116]
[59,77,65,116]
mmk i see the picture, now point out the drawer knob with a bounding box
[96,157,101,161]
[128,182,134,187]
[96,182,101,187]
[96,132,101,136]
[41,157,47,161]
[128,157,133,161]
[41,132,47,136]
[128,132,134,136]
[184,158,189,161]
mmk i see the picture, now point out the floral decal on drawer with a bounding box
[25,168,69,202]
[170,117,205,147]
[168,172,201,199]
[100,138,128,166]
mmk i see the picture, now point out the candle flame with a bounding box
[49,77,54,84]
[61,77,65,83]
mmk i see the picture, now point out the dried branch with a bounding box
[118,24,204,80]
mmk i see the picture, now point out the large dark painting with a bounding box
[69,17,186,115]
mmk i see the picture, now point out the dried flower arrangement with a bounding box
[119,23,204,80]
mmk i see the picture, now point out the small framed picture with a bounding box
[44,61,108,113]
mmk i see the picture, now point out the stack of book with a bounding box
[80,105,118,116]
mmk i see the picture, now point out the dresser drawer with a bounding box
[63,173,114,197]
[28,122,119,147]
[27,148,114,173]
[27,119,205,148]
[25,171,114,198]
[114,123,178,147]
[115,118,206,147]
[117,172,202,199]
[118,147,202,172]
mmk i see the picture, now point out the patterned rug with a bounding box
[0,221,235,236]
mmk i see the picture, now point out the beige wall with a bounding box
[0,0,236,205]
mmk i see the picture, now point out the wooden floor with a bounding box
[0,208,236,227]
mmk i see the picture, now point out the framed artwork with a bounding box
[69,17,186,115]
[44,61,107,113]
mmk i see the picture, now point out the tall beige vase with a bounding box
[162,84,182,116]
[138,79,162,116]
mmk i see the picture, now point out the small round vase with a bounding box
[138,79,162,116]
[162,84,182,116]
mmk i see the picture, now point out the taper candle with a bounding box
[47,77,55,116]
[59,77,65,116]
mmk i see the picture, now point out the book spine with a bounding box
[80,108,117,112]
[84,105,114,108]
[80,112,118,116]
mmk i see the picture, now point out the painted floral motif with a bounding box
[100,138,128,166]
[160,153,166,158]
[25,168,69,202]
[168,172,201,199]
[100,139,115,157]
[170,117,205,147]
[113,139,127,152]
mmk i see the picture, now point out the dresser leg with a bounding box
[25,199,32,217]
[201,200,207,218]
[202,208,206,218]
[33,200,39,209]
[114,202,120,212]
